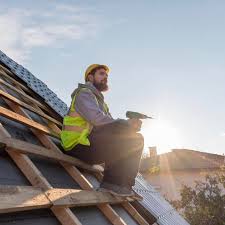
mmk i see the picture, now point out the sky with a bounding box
[0,0,225,155]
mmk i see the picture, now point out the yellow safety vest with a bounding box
[60,88,109,151]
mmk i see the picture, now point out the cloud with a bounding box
[0,5,99,64]
[0,10,29,62]
[55,3,86,13]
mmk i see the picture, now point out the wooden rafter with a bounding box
[0,136,103,173]
[0,185,51,213]
[0,67,62,121]
[0,65,34,95]
[0,77,53,115]
[0,89,62,126]
[0,106,59,138]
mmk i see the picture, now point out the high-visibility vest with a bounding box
[60,87,109,151]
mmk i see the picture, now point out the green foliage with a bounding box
[148,165,160,174]
[170,167,225,225]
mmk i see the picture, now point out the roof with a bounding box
[0,50,190,225]
[141,148,225,173]
[0,50,68,118]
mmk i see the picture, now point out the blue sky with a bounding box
[1,0,225,155]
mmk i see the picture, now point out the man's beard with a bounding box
[93,80,108,92]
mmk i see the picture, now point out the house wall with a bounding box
[143,169,225,201]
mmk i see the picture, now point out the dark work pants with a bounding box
[64,122,144,187]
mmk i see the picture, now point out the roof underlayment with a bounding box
[0,50,190,225]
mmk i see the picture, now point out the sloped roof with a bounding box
[0,50,190,225]
[141,149,225,172]
[0,50,68,118]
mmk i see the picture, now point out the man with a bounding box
[60,64,144,196]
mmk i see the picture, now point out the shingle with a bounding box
[0,50,68,117]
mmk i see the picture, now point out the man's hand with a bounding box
[127,118,142,132]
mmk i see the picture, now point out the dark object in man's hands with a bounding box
[126,111,153,120]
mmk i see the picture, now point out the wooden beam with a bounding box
[0,185,133,214]
[0,66,33,95]
[92,172,148,225]
[61,165,128,225]
[0,77,53,114]
[0,185,51,213]
[52,208,83,225]
[0,106,59,138]
[121,203,149,225]
[0,137,103,173]
[47,188,133,207]
[0,64,17,77]
[15,84,63,127]
[0,89,62,126]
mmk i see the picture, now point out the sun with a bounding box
[141,117,183,154]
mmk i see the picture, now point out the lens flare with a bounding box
[141,117,183,154]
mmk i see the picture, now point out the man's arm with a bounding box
[74,89,115,126]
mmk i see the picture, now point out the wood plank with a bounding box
[0,185,133,214]
[0,77,53,114]
[47,188,132,207]
[52,207,83,225]
[90,172,149,225]
[61,164,127,225]
[0,66,33,94]
[121,203,149,225]
[14,84,62,127]
[0,64,17,77]
[0,185,51,213]
[0,106,59,138]
[0,89,62,126]
[0,136,103,173]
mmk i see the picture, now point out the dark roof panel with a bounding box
[0,209,61,225]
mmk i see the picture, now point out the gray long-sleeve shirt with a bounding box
[72,82,115,126]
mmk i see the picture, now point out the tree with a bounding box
[170,167,225,225]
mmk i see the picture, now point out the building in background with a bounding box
[141,147,225,201]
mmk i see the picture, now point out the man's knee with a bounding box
[129,133,144,152]
[136,133,144,141]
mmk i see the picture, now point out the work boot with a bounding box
[97,182,134,197]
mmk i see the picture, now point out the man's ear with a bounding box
[87,74,93,82]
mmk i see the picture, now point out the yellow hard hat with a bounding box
[84,64,109,81]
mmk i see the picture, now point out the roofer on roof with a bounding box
[60,64,144,196]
